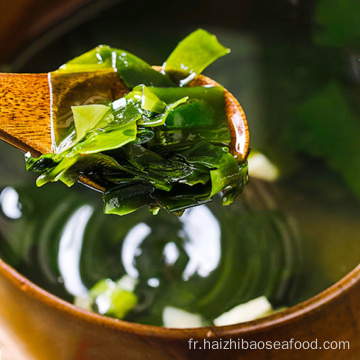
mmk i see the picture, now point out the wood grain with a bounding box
[0,70,128,156]
[0,73,51,156]
[0,256,359,359]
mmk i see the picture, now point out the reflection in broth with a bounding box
[58,205,94,296]
[0,180,300,325]
[121,206,221,286]
[0,187,22,219]
[122,223,151,279]
[180,206,221,279]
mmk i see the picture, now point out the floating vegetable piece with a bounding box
[163,306,207,328]
[89,277,138,319]
[213,296,273,326]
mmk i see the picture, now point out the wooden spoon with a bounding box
[0,69,249,191]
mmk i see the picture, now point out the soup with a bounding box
[0,0,360,327]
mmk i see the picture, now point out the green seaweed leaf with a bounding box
[163,29,230,86]
[25,29,247,215]
[58,45,175,88]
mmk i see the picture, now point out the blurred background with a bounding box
[0,0,360,355]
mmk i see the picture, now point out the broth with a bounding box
[0,178,300,325]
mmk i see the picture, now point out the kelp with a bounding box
[57,45,175,88]
[163,28,230,86]
[26,29,248,216]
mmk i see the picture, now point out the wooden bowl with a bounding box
[0,258,359,359]
[0,1,359,359]
[0,72,358,359]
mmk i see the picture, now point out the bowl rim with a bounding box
[1,257,359,339]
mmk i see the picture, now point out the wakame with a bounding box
[25,29,249,216]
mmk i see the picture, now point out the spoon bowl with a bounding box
[0,69,249,191]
